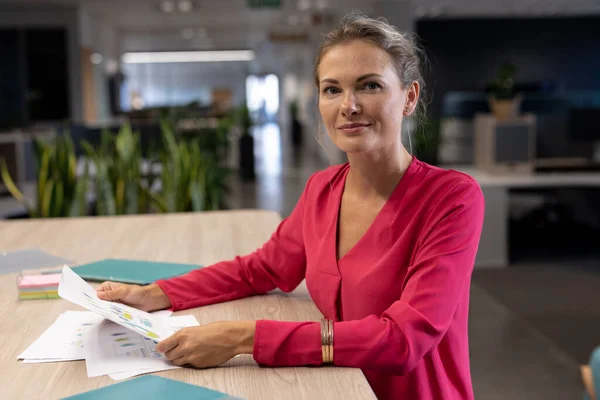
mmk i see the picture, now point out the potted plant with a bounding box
[413,119,441,165]
[147,119,230,213]
[487,62,522,120]
[80,123,151,215]
[0,133,89,218]
[290,99,303,148]
[237,104,255,181]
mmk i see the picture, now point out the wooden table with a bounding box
[0,211,375,400]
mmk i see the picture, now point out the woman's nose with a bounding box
[341,94,360,116]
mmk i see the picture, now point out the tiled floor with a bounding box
[230,123,586,399]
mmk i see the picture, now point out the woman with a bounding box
[97,12,484,400]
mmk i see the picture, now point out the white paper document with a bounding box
[18,311,104,361]
[58,265,172,341]
[18,310,174,363]
[85,315,199,379]
[22,358,79,364]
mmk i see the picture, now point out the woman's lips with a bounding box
[337,123,371,135]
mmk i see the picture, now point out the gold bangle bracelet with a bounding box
[320,318,334,364]
[328,319,333,364]
[320,319,329,364]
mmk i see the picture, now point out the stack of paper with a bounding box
[18,310,105,363]
[85,314,198,380]
[17,273,62,300]
[18,265,201,380]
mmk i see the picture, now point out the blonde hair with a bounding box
[314,11,429,134]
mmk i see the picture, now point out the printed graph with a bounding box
[81,291,160,339]
[110,331,163,359]
[63,321,98,349]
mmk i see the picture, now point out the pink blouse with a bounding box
[156,157,485,399]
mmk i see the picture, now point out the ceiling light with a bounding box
[178,0,193,12]
[160,0,175,12]
[122,50,255,64]
[90,53,103,64]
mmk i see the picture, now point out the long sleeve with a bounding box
[155,175,314,311]
[253,178,485,374]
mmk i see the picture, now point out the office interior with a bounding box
[1,0,600,398]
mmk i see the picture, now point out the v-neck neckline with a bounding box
[332,157,419,264]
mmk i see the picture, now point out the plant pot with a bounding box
[488,95,523,120]
[238,133,255,181]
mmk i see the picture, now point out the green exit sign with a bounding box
[248,0,280,8]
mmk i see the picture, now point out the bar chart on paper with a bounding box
[84,315,199,379]
[109,332,162,359]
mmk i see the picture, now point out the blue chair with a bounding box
[583,347,600,400]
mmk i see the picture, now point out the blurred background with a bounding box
[1,0,600,398]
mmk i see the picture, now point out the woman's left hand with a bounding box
[156,321,256,368]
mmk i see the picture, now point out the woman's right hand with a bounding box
[96,282,171,312]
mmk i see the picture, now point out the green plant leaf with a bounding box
[126,182,140,215]
[53,179,64,217]
[41,180,54,218]
[37,147,51,217]
[97,162,116,215]
[115,178,125,215]
[190,181,204,211]
[81,140,98,162]
[147,188,167,213]
[70,162,89,217]
[0,157,34,216]
[32,139,47,171]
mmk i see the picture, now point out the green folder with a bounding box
[61,375,243,399]
[71,258,202,285]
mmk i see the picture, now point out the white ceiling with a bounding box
[3,0,599,21]
[81,0,600,31]
[1,0,599,51]
[87,0,378,51]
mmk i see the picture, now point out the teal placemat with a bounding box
[62,375,243,399]
[71,258,201,285]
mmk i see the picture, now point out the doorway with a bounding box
[245,74,279,125]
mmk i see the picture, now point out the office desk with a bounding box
[452,167,600,268]
[0,211,375,400]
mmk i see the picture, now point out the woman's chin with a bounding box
[333,136,373,154]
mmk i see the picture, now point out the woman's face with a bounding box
[317,39,418,154]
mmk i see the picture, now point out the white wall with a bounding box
[0,5,83,123]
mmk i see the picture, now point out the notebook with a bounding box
[61,375,244,399]
[71,259,201,285]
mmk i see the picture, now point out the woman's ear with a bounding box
[403,81,420,116]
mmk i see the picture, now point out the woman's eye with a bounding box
[363,82,382,90]
[322,87,340,95]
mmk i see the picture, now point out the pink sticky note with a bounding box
[17,273,62,289]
